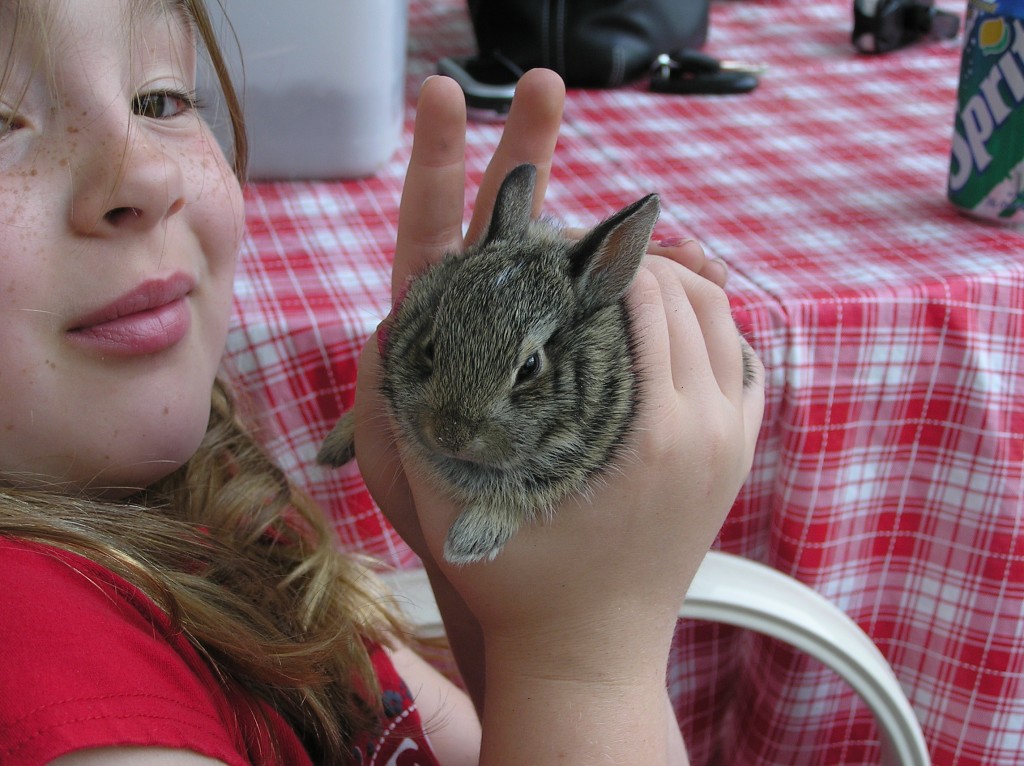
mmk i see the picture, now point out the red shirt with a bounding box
[0,537,440,765]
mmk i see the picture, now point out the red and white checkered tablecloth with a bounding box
[224,1,1024,763]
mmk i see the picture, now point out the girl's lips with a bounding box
[67,275,194,357]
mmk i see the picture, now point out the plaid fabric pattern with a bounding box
[225,1,1024,763]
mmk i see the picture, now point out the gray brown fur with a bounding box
[321,164,661,563]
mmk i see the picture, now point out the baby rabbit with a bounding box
[321,164,689,564]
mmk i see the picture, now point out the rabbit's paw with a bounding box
[317,412,356,467]
[443,504,521,565]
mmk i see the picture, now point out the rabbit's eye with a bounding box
[516,351,542,384]
[417,339,435,374]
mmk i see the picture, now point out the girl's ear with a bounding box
[569,193,660,311]
[481,164,538,244]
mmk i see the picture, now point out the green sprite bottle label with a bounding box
[947,0,1024,224]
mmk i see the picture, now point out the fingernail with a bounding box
[393,278,412,313]
[377,315,392,359]
[657,237,696,248]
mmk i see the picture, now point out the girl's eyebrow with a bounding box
[129,0,198,74]
[132,0,193,36]
[142,0,186,24]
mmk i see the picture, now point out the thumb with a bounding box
[350,322,412,517]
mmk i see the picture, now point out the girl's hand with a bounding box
[350,71,765,763]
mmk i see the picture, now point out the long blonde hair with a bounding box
[0,2,400,762]
[1,381,402,761]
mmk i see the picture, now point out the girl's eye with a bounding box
[0,111,24,140]
[132,90,197,120]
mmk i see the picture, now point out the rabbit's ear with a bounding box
[570,193,660,309]
[482,164,538,243]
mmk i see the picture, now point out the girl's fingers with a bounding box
[645,237,729,288]
[676,262,749,402]
[629,257,765,479]
[627,264,698,405]
[701,257,730,288]
[393,76,470,296]
[565,229,729,289]
[395,69,564,294]
[641,256,749,402]
[464,69,565,245]
[627,266,670,361]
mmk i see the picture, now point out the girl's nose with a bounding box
[69,116,187,237]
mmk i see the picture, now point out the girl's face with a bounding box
[0,0,244,494]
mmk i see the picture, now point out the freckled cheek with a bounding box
[185,145,244,271]
[182,145,243,361]
[0,239,58,355]
[0,336,53,471]
[0,168,61,244]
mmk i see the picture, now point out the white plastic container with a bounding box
[198,0,408,180]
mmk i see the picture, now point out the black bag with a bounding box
[851,0,959,54]
[467,0,710,87]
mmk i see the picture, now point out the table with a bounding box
[224,1,1024,764]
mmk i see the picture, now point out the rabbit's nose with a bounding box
[425,416,486,461]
